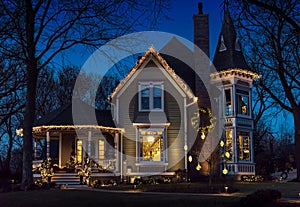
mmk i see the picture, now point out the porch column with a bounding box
[34,138,37,160]
[120,131,123,182]
[88,131,91,158]
[59,132,62,168]
[46,131,50,159]
[114,132,119,172]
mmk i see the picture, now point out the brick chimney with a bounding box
[193,2,209,58]
[193,2,211,109]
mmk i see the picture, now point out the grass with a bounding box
[0,189,240,207]
[233,182,300,198]
[97,180,300,198]
[0,181,299,207]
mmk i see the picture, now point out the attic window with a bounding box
[235,37,241,51]
[139,82,164,112]
[219,35,227,52]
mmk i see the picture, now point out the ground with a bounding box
[0,181,299,207]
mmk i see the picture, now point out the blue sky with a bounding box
[157,0,224,57]
[62,0,224,68]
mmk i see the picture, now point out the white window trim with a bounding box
[136,127,167,164]
[224,87,233,117]
[237,132,251,162]
[138,81,164,112]
[236,89,250,117]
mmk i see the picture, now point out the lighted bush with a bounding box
[240,189,281,207]
[241,175,264,182]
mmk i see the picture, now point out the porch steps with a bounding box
[51,173,81,185]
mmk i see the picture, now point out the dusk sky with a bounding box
[157,0,224,56]
[66,0,224,68]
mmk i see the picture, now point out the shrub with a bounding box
[241,175,264,182]
[240,189,281,207]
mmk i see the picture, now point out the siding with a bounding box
[114,58,189,172]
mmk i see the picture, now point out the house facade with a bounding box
[20,3,260,182]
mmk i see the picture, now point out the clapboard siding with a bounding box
[112,57,191,173]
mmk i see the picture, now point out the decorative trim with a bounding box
[16,125,124,136]
[109,46,195,101]
[210,68,260,80]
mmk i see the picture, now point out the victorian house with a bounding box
[19,3,259,183]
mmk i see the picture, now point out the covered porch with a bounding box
[30,125,123,174]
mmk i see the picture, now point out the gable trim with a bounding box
[109,46,195,101]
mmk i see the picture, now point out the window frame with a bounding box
[237,131,251,161]
[137,127,167,164]
[138,82,164,112]
[236,89,250,117]
[224,88,233,116]
[98,139,105,161]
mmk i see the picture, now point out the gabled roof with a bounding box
[212,11,250,71]
[33,99,115,127]
[109,45,196,101]
[160,37,196,94]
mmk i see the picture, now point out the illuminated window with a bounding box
[139,82,163,111]
[225,89,232,116]
[238,131,251,161]
[76,140,83,164]
[139,128,165,162]
[237,89,249,116]
[225,131,233,161]
[98,140,105,160]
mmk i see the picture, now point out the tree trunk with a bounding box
[4,123,13,177]
[21,64,38,190]
[294,108,300,181]
[21,0,38,190]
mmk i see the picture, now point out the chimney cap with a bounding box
[198,2,203,14]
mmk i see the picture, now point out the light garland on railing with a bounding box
[16,125,125,136]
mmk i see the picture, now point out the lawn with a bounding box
[0,189,241,207]
[0,181,299,207]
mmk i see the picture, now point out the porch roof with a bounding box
[33,100,115,127]
[16,99,123,136]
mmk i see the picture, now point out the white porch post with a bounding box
[46,131,50,159]
[59,132,62,168]
[88,131,92,158]
[114,132,119,172]
[120,131,123,182]
[34,138,37,160]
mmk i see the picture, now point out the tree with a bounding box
[0,0,170,190]
[36,67,57,119]
[56,66,80,107]
[0,55,25,179]
[229,0,300,180]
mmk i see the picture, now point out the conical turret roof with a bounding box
[212,11,250,71]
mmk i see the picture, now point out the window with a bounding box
[225,89,232,116]
[139,83,163,111]
[225,131,233,161]
[76,140,83,164]
[237,89,249,116]
[238,131,251,161]
[98,140,105,160]
[138,128,165,162]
